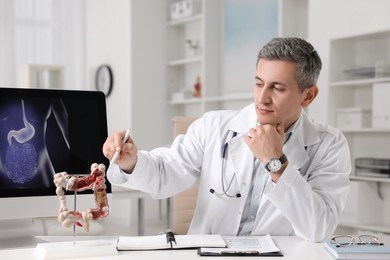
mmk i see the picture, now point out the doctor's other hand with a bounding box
[103,130,138,173]
[244,122,284,164]
[244,122,287,183]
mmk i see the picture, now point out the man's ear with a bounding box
[301,86,318,108]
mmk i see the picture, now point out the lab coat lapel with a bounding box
[283,110,321,171]
[284,131,308,171]
[228,133,254,194]
[225,103,257,198]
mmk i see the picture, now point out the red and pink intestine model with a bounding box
[53,163,109,232]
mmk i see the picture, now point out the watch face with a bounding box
[95,65,113,97]
[267,159,282,172]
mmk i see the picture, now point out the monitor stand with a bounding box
[0,219,46,249]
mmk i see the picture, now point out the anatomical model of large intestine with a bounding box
[53,163,109,232]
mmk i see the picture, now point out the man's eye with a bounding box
[256,82,264,87]
[273,86,284,91]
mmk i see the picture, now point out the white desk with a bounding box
[0,236,333,260]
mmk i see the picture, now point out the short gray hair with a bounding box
[257,37,322,92]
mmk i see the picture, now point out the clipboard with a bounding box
[198,248,283,257]
[197,235,283,257]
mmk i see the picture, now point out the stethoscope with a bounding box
[209,129,291,199]
[209,131,242,198]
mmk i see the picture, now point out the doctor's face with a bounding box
[254,59,315,131]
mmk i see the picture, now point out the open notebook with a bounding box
[116,232,226,251]
[117,233,283,257]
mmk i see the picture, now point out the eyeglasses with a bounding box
[331,235,384,248]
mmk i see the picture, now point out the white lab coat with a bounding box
[108,103,351,242]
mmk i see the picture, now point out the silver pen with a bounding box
[109,129,131,168]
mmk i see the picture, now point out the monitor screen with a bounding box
[0,87,111,206]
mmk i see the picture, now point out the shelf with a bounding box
[168,93,253,105]
[168,98,202,105]
[341,128,390,133]
[204,93,253,102]
[350,175,390,183]
[168,14,203,26]
[329,77,390,88]
[168,56,203,66]
[338,222,390,233]
[343,66,375,77]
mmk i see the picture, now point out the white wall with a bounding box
[85,0,167,235]
[86,0,132,135]
[86,0,167,150]
[85,0,133,230]
[307,0,390,123]
[129,0,168,150]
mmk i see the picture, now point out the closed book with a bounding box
[324,239,390,260]
[116,233,226,251]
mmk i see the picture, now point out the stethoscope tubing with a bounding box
[210,131,241,198]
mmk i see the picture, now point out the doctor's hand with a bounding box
[244,122,286,181]
[103,130,138,174]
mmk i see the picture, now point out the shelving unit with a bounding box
[165,0,258,118]
[328,30,390,233]
[166,0,213,117]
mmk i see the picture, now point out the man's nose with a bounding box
[258,88,271,104]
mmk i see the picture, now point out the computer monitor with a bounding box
[0,87,111,243]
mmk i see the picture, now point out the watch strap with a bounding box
[279,154,287,165]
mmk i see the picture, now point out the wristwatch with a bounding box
[265,154,287,172]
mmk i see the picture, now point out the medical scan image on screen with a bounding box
[0,92,109,198]
[0,97,69,188]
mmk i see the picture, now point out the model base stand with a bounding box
[35,240,117,259]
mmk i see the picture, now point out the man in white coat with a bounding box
[103,37,351,242]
